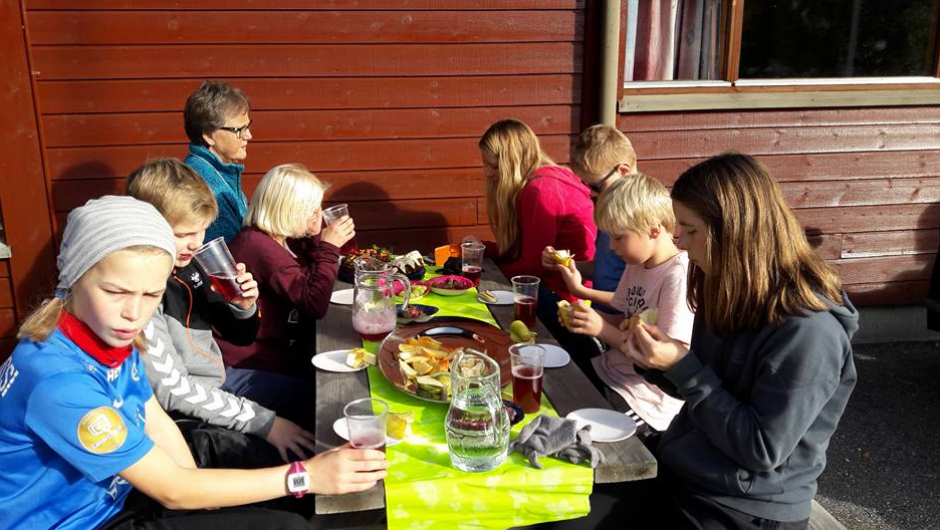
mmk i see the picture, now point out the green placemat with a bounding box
[409,277,497,326]
[369,277,592,530]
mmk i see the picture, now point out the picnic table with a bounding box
[313,258,657,524]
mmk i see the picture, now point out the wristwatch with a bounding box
[286,461,309,498]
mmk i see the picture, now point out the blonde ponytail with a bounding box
[17,296,66,344]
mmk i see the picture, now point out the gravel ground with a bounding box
[816,341,940,530]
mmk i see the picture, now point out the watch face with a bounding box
[288,472,309,493]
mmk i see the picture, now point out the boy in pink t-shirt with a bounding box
[549,174,694,432]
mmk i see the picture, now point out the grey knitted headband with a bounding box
[57,196,177,289]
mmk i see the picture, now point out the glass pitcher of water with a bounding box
[445,348,510,472]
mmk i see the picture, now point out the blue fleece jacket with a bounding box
[185,144,248,243]
[656,292,858,522]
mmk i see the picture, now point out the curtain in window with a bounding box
[624,0,721,82]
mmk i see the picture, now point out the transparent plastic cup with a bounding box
[194,237,241,301]
[322,203,358,254]
[344,398,389,453]
[511,275,540,329]
[461,241,485,286]
[509,344,545,413]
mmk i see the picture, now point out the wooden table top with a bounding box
[314,258,657,515]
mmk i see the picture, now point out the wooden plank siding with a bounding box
[618,107,940,305]
[24,4,587,255]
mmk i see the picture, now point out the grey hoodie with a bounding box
[657,292,858,522]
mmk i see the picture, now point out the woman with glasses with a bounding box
[183,80,254,243]
[479,119,596,301]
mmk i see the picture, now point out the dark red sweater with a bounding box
[218,226,340,374]
[495,165,597,300]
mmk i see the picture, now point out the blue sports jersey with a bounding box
[0,330,154,530]
[593,231,626,314]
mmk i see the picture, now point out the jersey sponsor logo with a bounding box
[131,363,140,382]
[190,271,203,287]
[287,309,299,324]
[77,406,128,454]
[106,367,121,382]
[0,359,18,398]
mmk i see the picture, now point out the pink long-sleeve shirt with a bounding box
[495,165,597,300]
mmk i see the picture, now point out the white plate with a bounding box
[311,350,362,373]
[539,343,571,368]
[330,288,354,305]
[477,289,514,305]
[332,418,402,447]
[565,408,637,443]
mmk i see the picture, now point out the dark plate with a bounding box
[378,317,514,403]
[503,399,525,426]
[396,303,439,324]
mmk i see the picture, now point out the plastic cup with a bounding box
[510,344,545,414]
[322,203,358,254]
[461,241,485,286]
[344,398,389,453]
[322,203,349,225]
[511,275,540,329]
[194,237,241,301]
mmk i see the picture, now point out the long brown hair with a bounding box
[670,153,842,336]
[479,119,554,260]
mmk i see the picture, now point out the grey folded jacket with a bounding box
[509,414,605,469]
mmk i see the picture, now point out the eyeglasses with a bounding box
[218,120,252,140]
[589,165,621,194]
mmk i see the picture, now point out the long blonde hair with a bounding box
[17,245,172,352]
[245,163,327,239]
[670,153,842,336]
[479,119,554,259]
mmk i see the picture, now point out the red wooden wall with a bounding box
[25,0,587,254]
[0,0,936,366]
[618,108,940,305]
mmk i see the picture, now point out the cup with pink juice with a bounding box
[344,398,389,453]
[194,237,242,301]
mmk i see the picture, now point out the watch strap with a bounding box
[287,461,309,498]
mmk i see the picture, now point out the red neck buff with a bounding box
[58,310,133,368]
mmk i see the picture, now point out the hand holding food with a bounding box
[620,307,660,331]
[552,249,575,267]
[622,315,689,370]
[557,299,593,331]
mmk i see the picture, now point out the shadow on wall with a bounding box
[20,162,120,317]
[325,181,449,256]
[803,202,940,308]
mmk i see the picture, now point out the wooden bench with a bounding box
[809,500,847,530]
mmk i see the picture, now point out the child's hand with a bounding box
[322,216,356,248]
[566,301,602,336]
[306,444,389,495]
[621,322,689,370]
[230,263,259,310]
[556,261,583,295]
[541,246,558,270]
[266,416,317,463]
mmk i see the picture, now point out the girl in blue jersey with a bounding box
[0,196,388,530]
